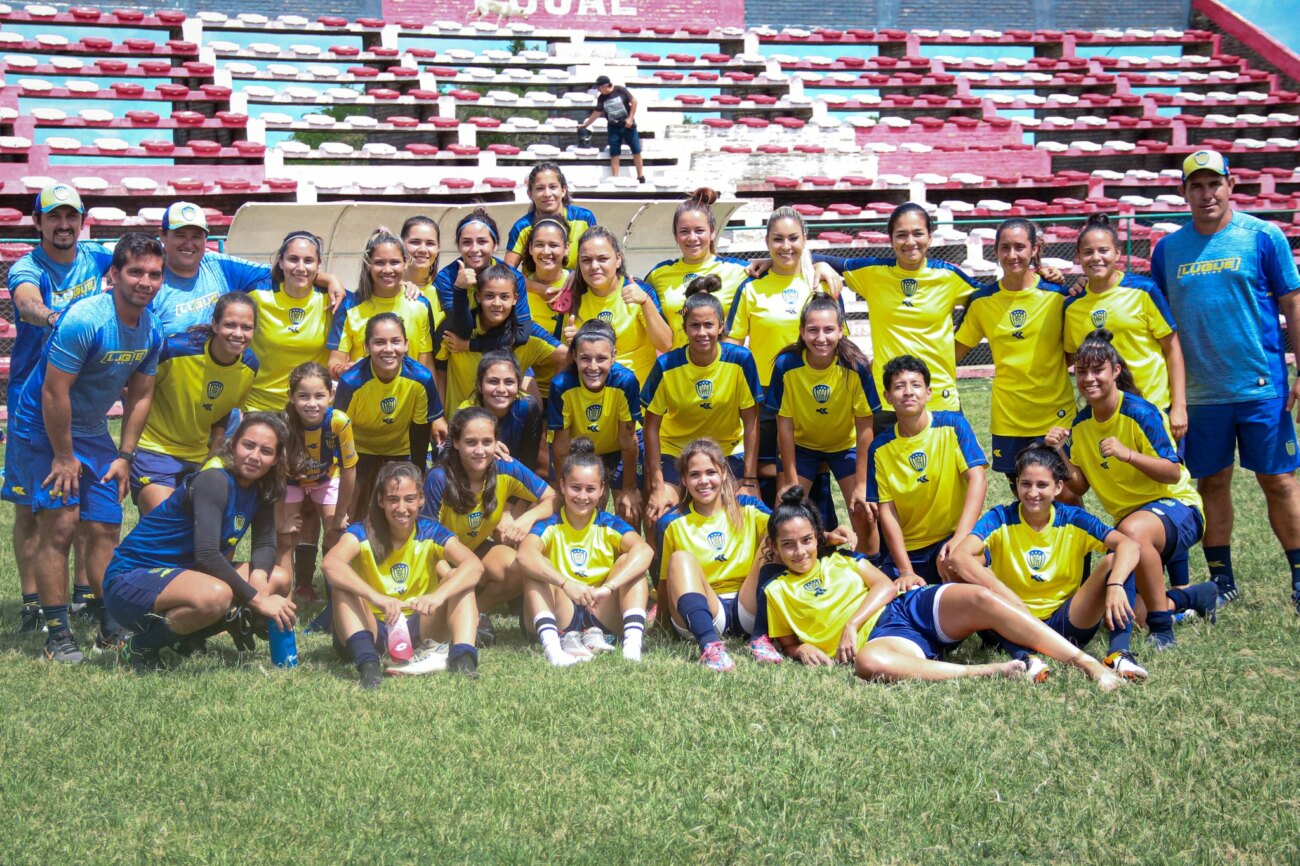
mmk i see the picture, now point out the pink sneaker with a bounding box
[387,615,414,662]
[700,640,735,672]
[748,635,784,664]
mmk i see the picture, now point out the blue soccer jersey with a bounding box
[152,252,272,336]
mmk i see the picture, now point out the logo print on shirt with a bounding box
[901,278,918,307]
[802,577,827,597]
[695,379,714,409]
[234,514,246,532]
[390,563,409,586]
[707,530,727,562]
[101,349,148,365]
[682,273,698,289]
[1009,308,1027,340]
[380,396,397,415]
[1176,258,1241,279]
[203,380,224,410]
[467,510,484,536]
[909,450,929,484]
[1091,309,1108,329]
[288,307,306,332]
[569,547,589,577]
[1025,548,1048,580]
[597,310,614,324]
[812,384,831,415]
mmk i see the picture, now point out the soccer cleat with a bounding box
[1104,650,1149,681]
[71,598,99,624]
[175,635,208,658]
[1146,629,1177,651]
[44,632,85,664]
[1022,655,1050,684]
[476,613,496,648]
[358,660,383,690]
[19,605,45,635]
[1171,609,1198,625]
[581,627,615,654]
[386,642,449,676]
[292,584,322,605]
[448,652,479,678]
[1212,574,1239,607]
[559,630,594,661]
[699,640,735,672]
[93,628,130,652]
[747,635,784,664]
[119,640,162,674]
[226,606,256,652]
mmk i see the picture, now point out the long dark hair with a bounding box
[283,361,331,479]
[270,230,324,285]
[520,217,569,276]
[680,274,725,326]
[995,217,1042,270]
[401,214,440,244]
[1013,443,1068,484]
[470,349,522,408]
[357,228,408,303]
[186,290,258,344]
[474,262,520,333]
[217,411,290,503]
[564,319,617,377]
[673,187,719,255]
[1074,328,1141,397]
[365,461,426,565]
[441,407,500,517]
[572,225,629,299]
[455,207,500,251]
[558,436,606,511]
[775,292,869,370]
[886,202,936,237]
[525,161,572,214]
[765,485,835,564]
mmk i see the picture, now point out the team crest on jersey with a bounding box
[467,511,483,535]
[585,404,603,423]
[695,380,714,400]
[909,451,928,472]
[569,547,589,568]
[1009,309,1027,328]
[380,396,397,415]
[1025,548,1047,572]
[682,273,698,288]
[206,381,224,401]
[1289,441,1297,457]
[233,514,246,532]
[289,307,306,326]
[390,563,409,586]
[812,384,831,404]
[323,433,338,450]
[1091,309,1108,329]
[597,311,614,324]
[901,278,918,298]
[801,577,827,597]
[781,287,799,306]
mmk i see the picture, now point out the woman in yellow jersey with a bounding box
[950,445,1150,682]
[518,217,569,339]
[132,292,259,515]
[462,350,545,475]
[770,293,879,555]
[726,206,841,489]
[277,362,358,601]
[333,313,444,518]
[435,262,566,414]
[401,215,445,330]
[954,218,1077,488]
[643,275,761,523]
[1064,213,1187,438]
[644,187,750,348]
[547,320,643,525]
[504,162,596,274]
[244,231,333,413]
[436,208,532,350]
[518,438,653,666]
[562,226,671,385]
[328,229,435,376]
[323,462,484,687]
[422,407,556,637]
[1045,330,1221,646]
[655,439,783,671]
[763,488,1121,690]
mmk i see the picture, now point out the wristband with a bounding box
[116,449,137,464]
[1105,582,1126,588]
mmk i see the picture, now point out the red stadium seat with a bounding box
[331,46,361,57]
[357,17,386,27]
[841,175,872,186]
[157,84,191,98]
[426,67,459,77]
[389,67,418,78]
[757,144,788,154]
[446,144,480,155]
[172,178,205,192]
[818,231,854,243]
[167,40,198,54]
[826,203,862,215]
[318,15,348,26]
[140,60,173,74]
[468,116,502,128]
[218,179,251,191]
[266,178,298,191]
[449,90,481,101]
[793,144,824,154]
[112,82,146,97]
[667,53,695,63]
[389,116,420,128]
[171,110,205,125]
[737,117,769,128]
[632,53,660,62]
[701,118,733,128]
[712,95,742,106]
[747,94,778,106]
[676,95,706,105]
[487,144,520,155]
[0,208,22,222]
[765,176,799,187]
[71,6,102,19]
[441,178,476,189]
[793,205,824,216]
[405,143,439,155]
[348,66,380,77]
[803,175,835,186]
[656,71,684,82]
[96,58,128,72]
[182,61,213,74]
[691,71,720,82]
[369,88,401,100]
[126,110,160,125]
[234,141,265,156]
[123,38,157,52]
[156,10,186,23]
[721,145,752,154]
[114,7,145,21]
[199,84,231,98]
[187,139,222,156]
[141,139,176,154]
[216,112,248,127]
[701,53,731,63]
[408,89,440,100]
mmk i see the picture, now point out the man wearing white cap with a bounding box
[151,201,344,336]
[3,182,114,634]
[1150,149,1300,613]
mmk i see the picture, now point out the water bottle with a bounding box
[268,619,299,668]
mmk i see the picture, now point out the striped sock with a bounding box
[622,607,645,661]
[535,613,575,666]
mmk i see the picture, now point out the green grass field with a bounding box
[1,378,1298,865]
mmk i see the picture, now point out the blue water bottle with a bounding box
[268,620,299,668]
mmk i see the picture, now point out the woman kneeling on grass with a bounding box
[763,488,1122,690]
[518,438,653,665]
[106,412,297,671]
[323,462,484,688]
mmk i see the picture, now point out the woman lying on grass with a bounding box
[763,487,1123,690]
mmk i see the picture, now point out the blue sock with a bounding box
[346,630,380,668]
[43,604,71,637]
[1166,587,1192,611]
[676,592,719,650]
[131,615,179,651]
[1106,574,1137,654]
[448,643,478,665]
[1146,609,1174,647]
[72,584,93,605]
[1166,552,1190,588]
[997,635,1031,661]
[21,592,40,609]
[750,570,782,638]
[1286,549,1300,592]
[99,600,123,634]
[1204,545,1234,587]
[306,602,333,634]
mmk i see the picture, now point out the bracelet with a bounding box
[116,449,137,464]
[1106,582,1126,588]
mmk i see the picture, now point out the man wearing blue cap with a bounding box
[1151,149,1300,614]
[4,183,114,634]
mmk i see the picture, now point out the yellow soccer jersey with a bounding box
[837,257,980,411]
[640,344,761,457]
[526,271,568,340]
[971,502,1111,619]
[767,350,878,453]
[138,332,259,462]
[437,328,561,418]
[329,292,434,361]
[575,279,664,385]
[421,457,550,551]
[346,517,454,620]
[654,495,770,595]
[1066,391,1202,521]
[546,362,642,456]
[507,205,597,272]
[726,271,818,387]
[1063,273,1177,409]
[244,283,331,412]
[765,551,886,655]
[415,280,446,330]
[530,508,636,587]
[293,407,359,485]
[867,411,987,549]
[644,255,749,348]
[954,277,1076,437]
[333,357,443,457]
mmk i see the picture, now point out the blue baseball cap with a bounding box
[34,182,84,215]
[161,200,208,232]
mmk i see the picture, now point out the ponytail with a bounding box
[1075,328,1141,397]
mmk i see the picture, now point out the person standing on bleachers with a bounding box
[4,183,114,635]
[1150,149,1300,614]
[578,76,646,184]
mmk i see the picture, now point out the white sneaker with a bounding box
[1104,650,1149,681]
[581,626,615,654]
[559,630,594,661]
[1023,655,1050,683]
[386,642,449,676]
[622,636,643,662]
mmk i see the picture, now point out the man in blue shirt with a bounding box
[1151,149,1300,613]
[9,233,164,662]
[3,183,113,634]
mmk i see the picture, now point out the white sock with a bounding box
[535,613,577,667]
[622,607,646,662]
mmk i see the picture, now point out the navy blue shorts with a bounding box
[1186,397,1300,478]
[1134,498,1204,565]
[878,535,951,585]
[869,584,962,660]
[1041,596,1101,648]
[603,429,644,490]
[562,602,614,634]
[8,431,124,523]
[103,565,185,632]
[130,448,201,495]
[759,410,779,463]
[607,123,642,156]
[794,445,857,482]
[660,452,746,487]
[990,434,1044,475]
